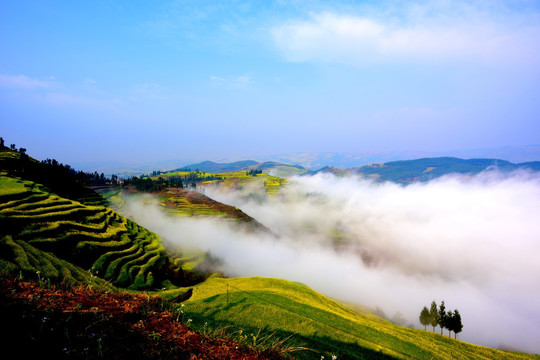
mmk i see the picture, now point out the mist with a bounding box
[124,170,540,353]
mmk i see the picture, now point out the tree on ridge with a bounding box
[429,301,439,332]
[449,309,463,339]
[419,306,431,331]
[438,301,447,335]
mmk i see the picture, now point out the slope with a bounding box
[176,276,540,360]
[175,160,307,177]
[0,174,203,290]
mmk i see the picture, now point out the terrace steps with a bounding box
[0,175,183,290]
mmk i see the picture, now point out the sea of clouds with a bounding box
[124,170,540,353]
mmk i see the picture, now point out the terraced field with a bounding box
[0,174,201,290]
[155,170,287,195]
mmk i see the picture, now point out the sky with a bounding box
[1,0,540,165]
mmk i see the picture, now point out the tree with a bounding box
[0,137,4,147]
[419,306,431,331]
[444,311,453,337]
[438,301,447,335]
[449,309,463,339]
[429,301,439,332]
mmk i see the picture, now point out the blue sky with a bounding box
[1,0,540,165]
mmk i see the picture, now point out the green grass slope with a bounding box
[175,276,539,360]
[0,174,203,290]
[0,146,107,206]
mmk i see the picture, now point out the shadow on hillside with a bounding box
[185,311,399,360]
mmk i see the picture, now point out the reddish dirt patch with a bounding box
[0,278,283,359]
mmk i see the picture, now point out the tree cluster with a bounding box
[246,169,262,176]
[0,138,117,205]
[123,176,183,192]
[419,301,463,339]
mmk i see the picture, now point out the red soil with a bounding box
[0,277,283,359]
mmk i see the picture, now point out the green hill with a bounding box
[175,276,539,360]
[0,174,203,290]
[176,160,307,177]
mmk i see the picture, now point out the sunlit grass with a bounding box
[0,174,185,290]
[176,276,540,360]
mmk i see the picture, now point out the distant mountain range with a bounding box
[264,145,540,170]
[312,157,540,183]
[72,145,540,177]
[179,157,540,184]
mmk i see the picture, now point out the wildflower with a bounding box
[332,356,337,360]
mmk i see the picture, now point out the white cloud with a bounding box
[271,2,540,67]
[0,74,54,89]
[210,74,255,88]
[125,170,540,353]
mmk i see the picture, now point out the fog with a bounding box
[124,170,540,353]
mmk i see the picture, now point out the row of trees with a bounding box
[419,301,463,339]
[123,176,184,192]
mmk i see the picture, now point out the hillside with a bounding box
[0,174,203,290]
[0,145,107,206]
[100,186,272,235]
[176,160,307,177]
[175,276,539,360]
[0,277,284,360]
[310,157,540,183]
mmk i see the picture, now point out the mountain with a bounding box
[310,165,351,176]
[176,160,259,173]
[263,146,540,169]
[353,157,540,183]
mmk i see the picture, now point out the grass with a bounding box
[172,276,540,360]
[0,174,29,196]
[0,174,203,290]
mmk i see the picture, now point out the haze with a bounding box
[125,170,540,353]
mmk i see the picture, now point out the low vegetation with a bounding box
[0,174,204,290]
[0,277,284,359]
[175,276,540,360]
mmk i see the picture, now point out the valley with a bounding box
[1,143,540,359]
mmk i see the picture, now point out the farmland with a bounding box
[0,174,204,290]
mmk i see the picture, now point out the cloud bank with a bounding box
[125,170,540,353]
[271,1,540,67]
